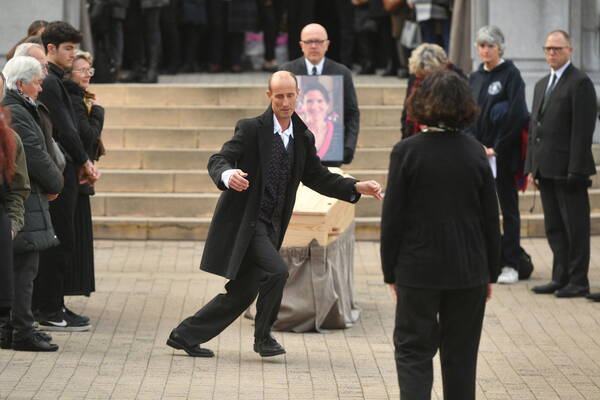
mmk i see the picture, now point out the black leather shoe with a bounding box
[554,284,590,298]
[531,281,565,294]
[586,292,600,302]
[12,333,59,352]
[254,335,286,357]
[166,332,214,357]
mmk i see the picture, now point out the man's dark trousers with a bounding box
[538,177,590,288]
[33,161,79,314]
[173,221,289,345]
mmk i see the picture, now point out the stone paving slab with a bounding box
[1,238,600,399]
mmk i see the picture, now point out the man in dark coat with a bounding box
[525,30,598,299]
[280,23,360,167]
[167,71,382,358]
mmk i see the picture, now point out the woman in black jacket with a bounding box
[468,25,529,284]
[64,50,105,298]
[381,71,501,400]
[2,56,63,351]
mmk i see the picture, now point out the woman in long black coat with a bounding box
[381,71,501,400]
[63,51,105,297]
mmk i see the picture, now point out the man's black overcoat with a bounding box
[201,107,359,280]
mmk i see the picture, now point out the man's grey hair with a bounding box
[2,56,43,91]
[475,25,505,54]
[13,42,44,57]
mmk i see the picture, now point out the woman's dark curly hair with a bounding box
[407,70,478,130]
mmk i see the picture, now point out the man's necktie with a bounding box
[540,73,557,115]
[312,66,317,76]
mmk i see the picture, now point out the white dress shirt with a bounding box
[304,57,325,75]
[547,60,571,90]
[221,115,294,188]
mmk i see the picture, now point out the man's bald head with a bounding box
[267,71,299,127]
[301,23,328,40]
[268,70,297,92]
[299,23,330,65]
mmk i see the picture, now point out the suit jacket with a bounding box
[201,107,360,280]
[525,63,597,179]
[280,57,360,166]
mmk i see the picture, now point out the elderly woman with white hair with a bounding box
[1,56,63,351]
[467,25,530,285]
[401,43,465,139]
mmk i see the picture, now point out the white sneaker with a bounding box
[497,267,519,284]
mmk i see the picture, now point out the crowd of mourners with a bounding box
[84,0,452,82]
[1,21,104,352]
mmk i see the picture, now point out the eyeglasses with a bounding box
[72,68,95,76]
[542,46,568,53]
[301,39,327,46]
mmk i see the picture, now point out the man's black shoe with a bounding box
[12,333,59,352]
[254,335,286,357]
[63,307,90,324]
[34,330,52,342]
[38,309,91,332]
[554,284,590,298]
[166,332,214,357]
[531,281,565,294]
[586,292,600,302]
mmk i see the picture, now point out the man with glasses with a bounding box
[280,23,359,167]
[526,30,598,299]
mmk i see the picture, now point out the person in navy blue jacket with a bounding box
[467,25,529,285]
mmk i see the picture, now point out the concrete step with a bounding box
[96,168,600,194]
[103,105,402,127]
[96,147,395,170]
[92,213,600,240]
[102,126,403,150]
[95,170,214,193]
[89,189,600,219]
[96,169,387,193]
[92,84,407,107]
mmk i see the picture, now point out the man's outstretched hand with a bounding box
[228,169,250,192]
[355,180,383,200]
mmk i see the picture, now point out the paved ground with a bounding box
[1,237,600,400]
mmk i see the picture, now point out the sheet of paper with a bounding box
[489,155,497,178]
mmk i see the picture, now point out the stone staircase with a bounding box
[92,83,600,240]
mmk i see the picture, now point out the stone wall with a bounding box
[0,0,81,69]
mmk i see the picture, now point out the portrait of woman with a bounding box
[297,79,343,163]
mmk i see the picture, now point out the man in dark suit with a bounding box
[280,23,360,167]
[525,30,597,298]
[166,71,382,358]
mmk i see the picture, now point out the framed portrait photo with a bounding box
[295,75,344,163]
